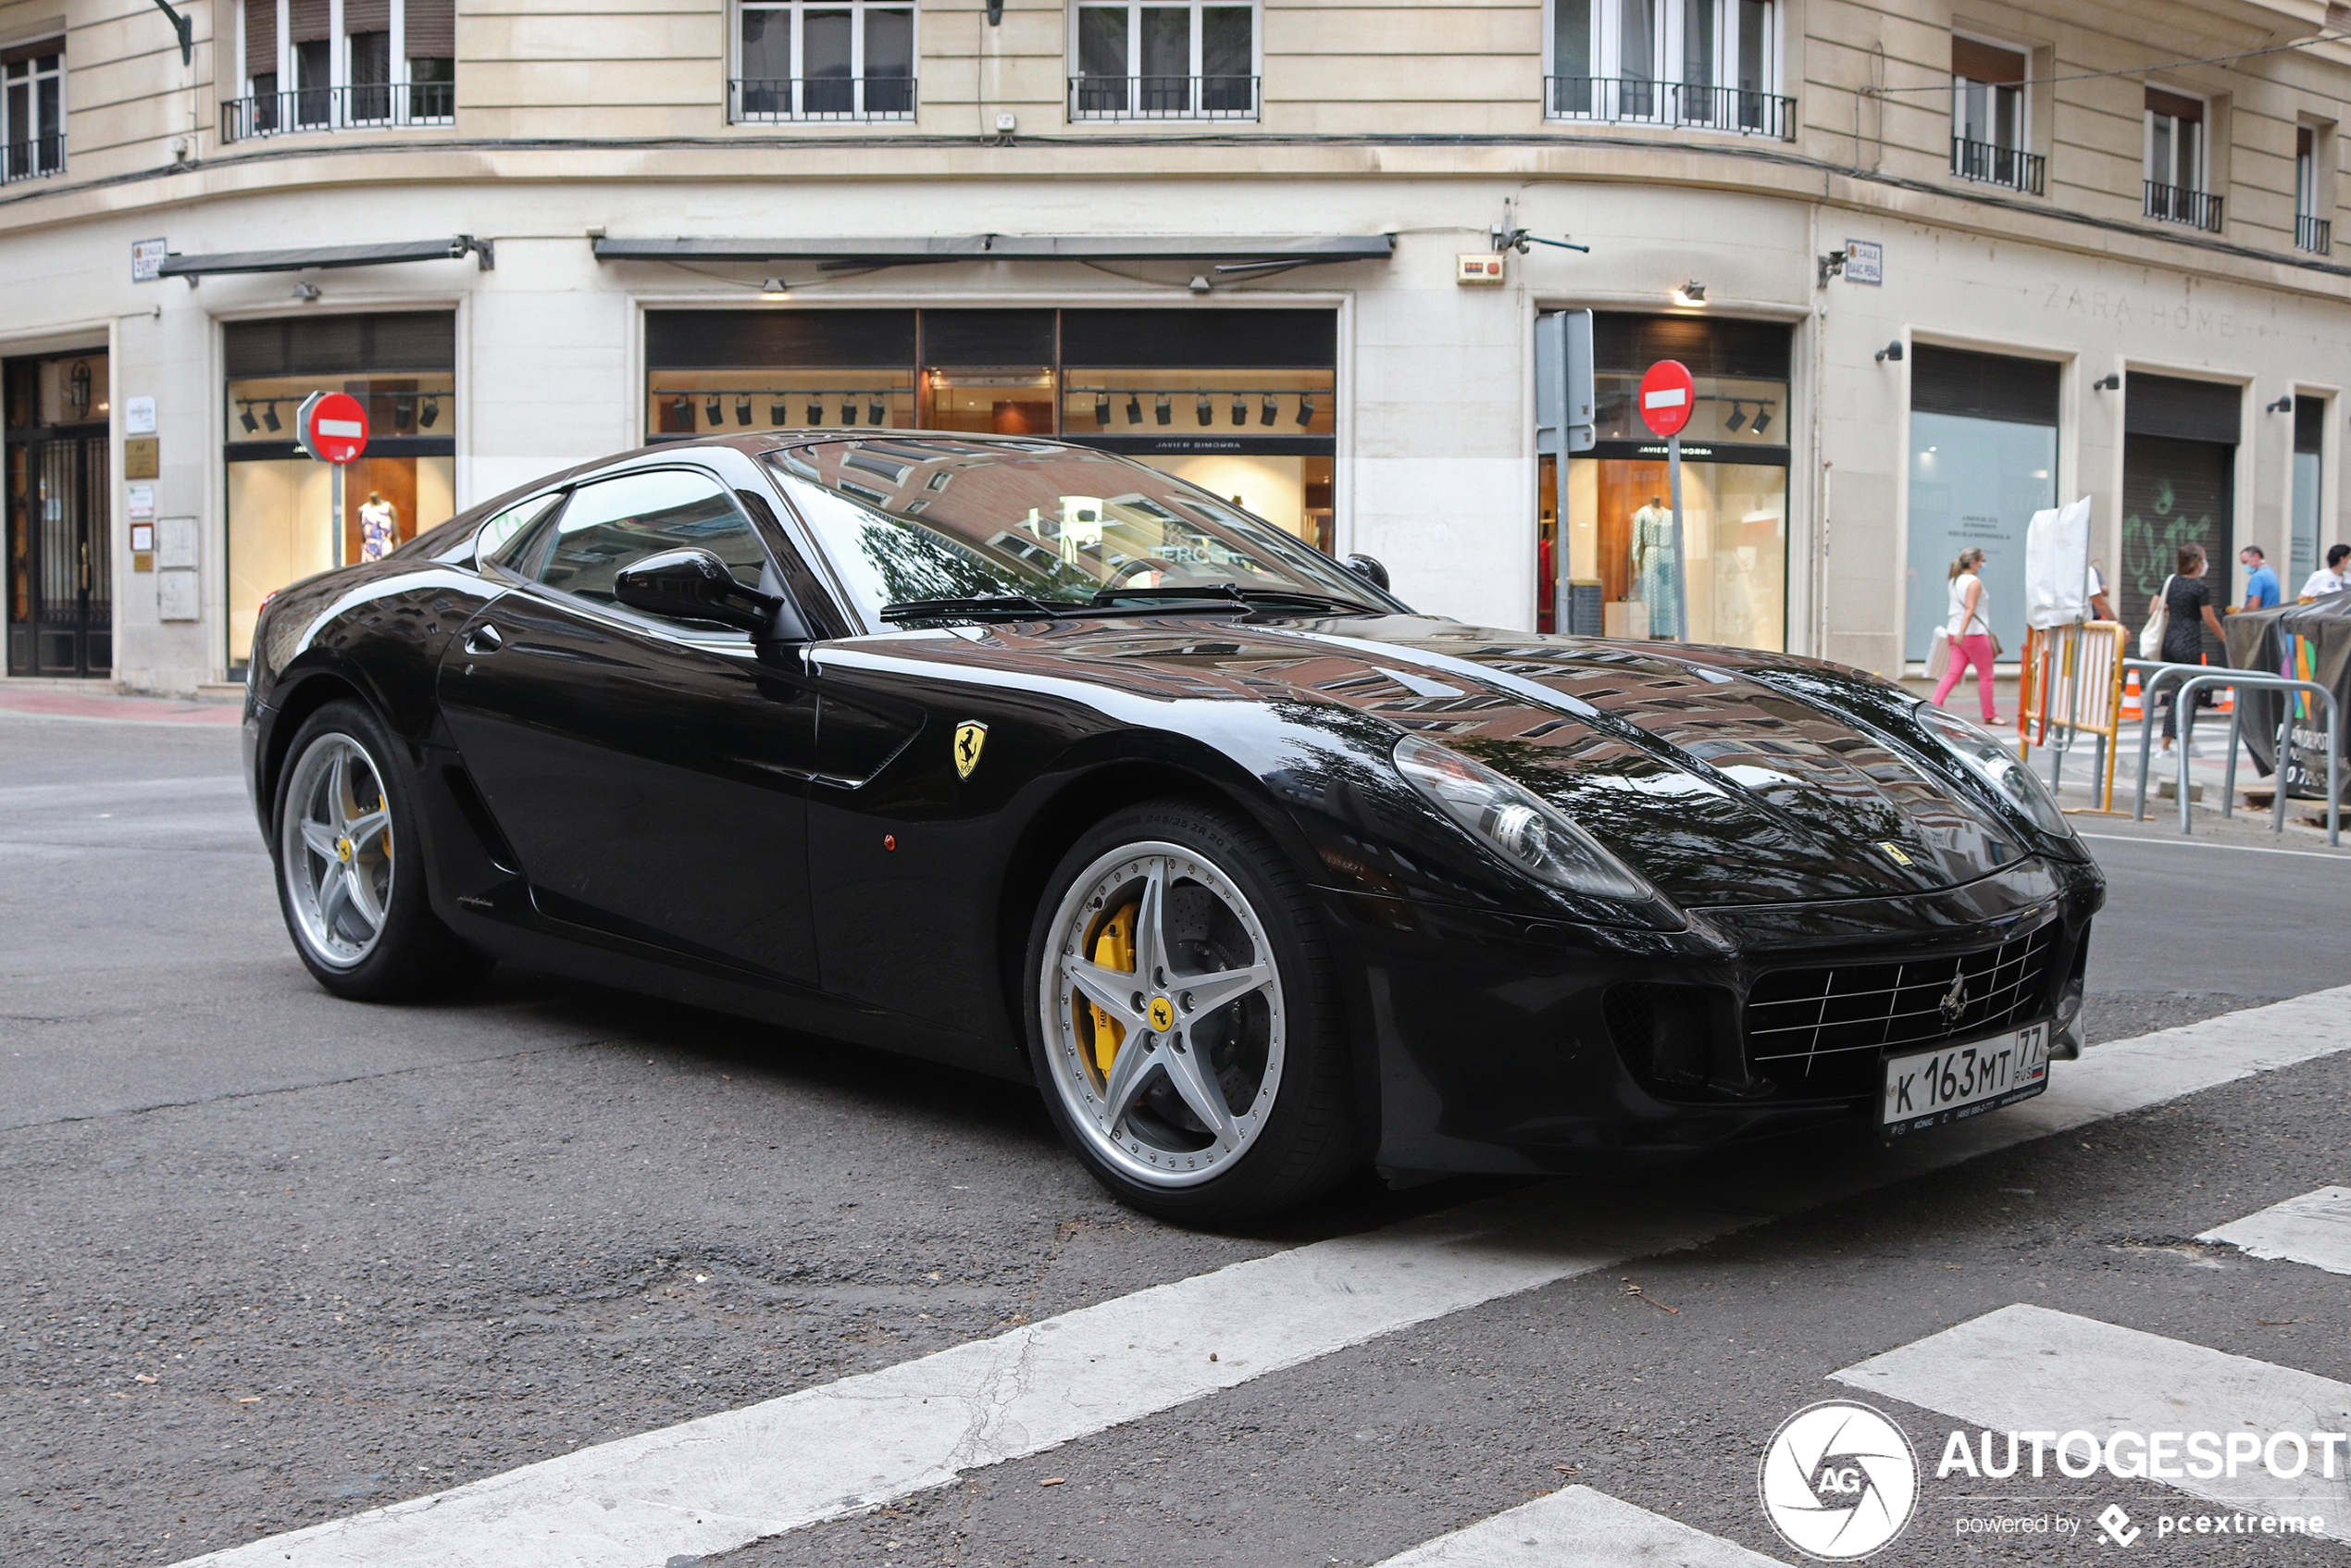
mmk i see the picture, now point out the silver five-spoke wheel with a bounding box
[279,732,395,970]
[1039,840,1285,1188]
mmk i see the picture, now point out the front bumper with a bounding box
[1321,854,2103,1175]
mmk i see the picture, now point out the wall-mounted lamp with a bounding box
[760,278,790,299]
[291,281,322,301]
[1188,274,1212,294]
[1873,341,1904,363]
[2093,373,2121,392]
[1673,280,1707,305]
[1816,251,1847,286]
[2268,395,2296,414]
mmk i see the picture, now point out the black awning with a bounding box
[158,236,494,277]
[591,234,1393,271]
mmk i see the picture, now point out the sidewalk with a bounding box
[0,685,244,726]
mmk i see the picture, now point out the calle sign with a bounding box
[295,391,370,465]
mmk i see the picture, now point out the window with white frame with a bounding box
[1949,36,2038,193]
[1070,0,1257,121]
[1547,0,1784,136]
[2144,87,2218,230]
[231,0,454,140]
[2296,124,2330,254]
[1,38,63,181]
[734,0,914,122]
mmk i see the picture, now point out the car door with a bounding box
[436,464,824,984]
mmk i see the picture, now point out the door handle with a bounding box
[464,624,504,655]
[79,541,89,591]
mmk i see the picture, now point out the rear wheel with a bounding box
[272,700,491,1001]
[1025,801,1359,1221]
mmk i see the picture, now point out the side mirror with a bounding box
[1343,553,1391,592]
[615,548,799,638]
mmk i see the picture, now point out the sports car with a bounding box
[244,433,2103,1219]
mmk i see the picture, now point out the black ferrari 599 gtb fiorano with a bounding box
[244,433,2102,1219]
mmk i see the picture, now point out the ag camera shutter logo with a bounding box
[1759,1400,1920,1560]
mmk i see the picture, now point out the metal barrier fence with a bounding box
[2017,621,2126,813]
[2122,658,2342,846]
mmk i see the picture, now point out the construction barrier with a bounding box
[2017,620,2127,814]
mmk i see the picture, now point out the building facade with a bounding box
[4,0,2349,692]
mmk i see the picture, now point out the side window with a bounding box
[515,469,770,622]
[477,492,565,562]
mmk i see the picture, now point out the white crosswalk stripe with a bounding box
[1834,1303,2351,1543]
[1368,1485,1788,1567]
[174,985,2351,1568]
[2201,1187,2351,1276]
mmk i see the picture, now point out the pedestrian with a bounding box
[1932,546,1998,724]
[2088,559,2113,623]
[2301,542,2350,600]
[2149,542,2228,754]
[2239,544,2281,610]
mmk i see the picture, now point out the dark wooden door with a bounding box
[6,429,109,678]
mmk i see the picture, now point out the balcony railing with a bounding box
[1950,136,2044,195]
[2298,212,2332,255]
[220,81,454,143]
[2144,180,2222,232]
[3,133,63,183]
[729,76,916,122]
[1068,74,1258,121]
[1545,76,1795,139]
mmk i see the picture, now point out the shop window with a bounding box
[2292,395,2325,585]
[1,38,64,183]
[224,313,455,666]
[2296,124,2332,255]
[1546,0,1787,138]
[1069,0,1257,121]
[229,0,454,140]
[733,0,915,122]
[2145,87,2220,231]
[1949,37,2039,194]
[1904,344,2059,665]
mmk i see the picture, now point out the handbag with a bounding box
[2139,575,2174,659]
[1924,628,1952,680]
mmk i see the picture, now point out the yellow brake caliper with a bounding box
[1083,902,1138,1076]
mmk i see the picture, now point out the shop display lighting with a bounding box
[393,397,415,430]
[1260,395,1277,427]
[1751,403,1772,434]
[1197,393,1213,427]
[807,399,825,425]
[736,397,753,427]
[417,398,440,429]
[704,395,724,425]
[1153,393,1171,426]
[1295,395,1314,428]
[841,401,859,425]
[1231,393,1247,426]
[770,400,788,425]
[869,398,887,425]
[1126,393,1143,425]
[262,403,283,432]
[1724,401,1748,431]
[239,403,259,434]
[1095,393,1112,426]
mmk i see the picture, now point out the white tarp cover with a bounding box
[2024,496,2094,629]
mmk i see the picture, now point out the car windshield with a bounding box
[763,438,1390,621]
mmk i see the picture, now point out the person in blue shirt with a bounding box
[2240,545,2281,610]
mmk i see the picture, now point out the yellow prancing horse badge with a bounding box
[953,720,989,779]
[1147,996,1176,1032]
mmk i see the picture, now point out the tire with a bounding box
[1023,799,1360,1222]
[270,699,491,1001]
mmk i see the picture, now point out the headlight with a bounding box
[1913,705,2073,839]
[1392,733,1661,903]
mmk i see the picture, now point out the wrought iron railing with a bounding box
[220,81,454,142]
[2,133,64,183]
[1067,74,1258,120]
[729,76,917,121]
[2298,213,2332,255]
[1544,76,1795,138]
[2143,180,2222,232]
[1950,136,2044,195]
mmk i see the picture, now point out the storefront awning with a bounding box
[157,236,495,278]
[591,234,1394,272]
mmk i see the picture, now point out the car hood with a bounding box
[828,613,2054,908]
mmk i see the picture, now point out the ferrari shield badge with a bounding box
[953,720,989,779]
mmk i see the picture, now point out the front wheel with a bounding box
[1024,801,1359,1222]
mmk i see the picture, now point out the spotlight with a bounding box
[1873,341,1904,364]
[1751,404,1772,435]
[1126,393,1143,425]
[1724,401,1747,432]
[841,401,858,425]
[1095,393,1112,427]
[1673,280,1707,305]
[670,396,690,427]
[1294,395,1314,428]
[760,277,790,299]
[1154,393,1172,426]
[770,400,787,426]
[1231,393,1246,425]
[869,397,886,425]
[1197,392,1213,427]
[261,402,282,432]
[417,398,438,429]
[239,403,258,434]
[704,395,724,425]
[807,398,824,424]
[393,396,415,430]
[735,397,753,427]
[1259,395,1276,427]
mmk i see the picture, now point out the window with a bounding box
[1547,0,1784,136]
[733,0,914,122]
[1949,37,2040,194]
[228,0,454,141]
[1,38,63,182]
[2145,87,2220,230]
[509,470,769,628]
[2297,124,2331,255]
[1070,0,1257,121]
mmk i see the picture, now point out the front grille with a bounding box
[1743,923,2059,1095]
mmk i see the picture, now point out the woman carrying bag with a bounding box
[2145,542,2228,755]
[1932,547,1999,724]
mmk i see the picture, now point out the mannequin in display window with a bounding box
[1630,495,1677,640]
[357,490,398,563]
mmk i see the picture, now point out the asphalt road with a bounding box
[3,712,2346,1567]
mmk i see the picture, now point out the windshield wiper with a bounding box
[1092,584,1381,616]
[878,594,1082,624]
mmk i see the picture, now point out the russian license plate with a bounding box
[1881,1023,2049,1135]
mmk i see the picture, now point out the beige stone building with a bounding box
[4,0,2349,692]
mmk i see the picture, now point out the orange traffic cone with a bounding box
[2120,668,2143,722]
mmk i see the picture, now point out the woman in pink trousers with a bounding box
[1933,547,1997,723]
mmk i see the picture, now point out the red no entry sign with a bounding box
[296,391,369,464]
[1637,359,1697,439]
